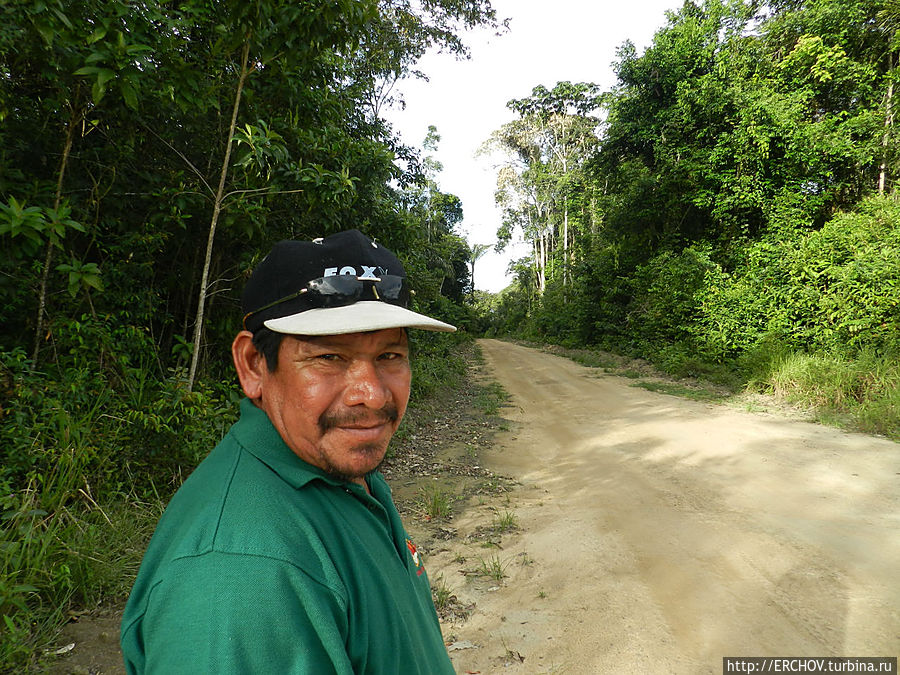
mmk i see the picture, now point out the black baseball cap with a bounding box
[241,229,456,335]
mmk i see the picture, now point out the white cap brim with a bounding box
[263,301,456,335]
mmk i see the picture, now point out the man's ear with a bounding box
[232,331,266,400]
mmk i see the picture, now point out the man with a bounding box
[120,229,458,674]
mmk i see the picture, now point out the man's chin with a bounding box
[322,444,387,483]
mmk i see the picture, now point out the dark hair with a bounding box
[251,327,285,373]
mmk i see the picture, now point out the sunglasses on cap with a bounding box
[242,274,412,331]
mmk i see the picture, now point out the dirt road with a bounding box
[437,340,900,674]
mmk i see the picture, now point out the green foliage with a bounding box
[0,0,501,668]
[55,259,103,298]
[787,200,900,352]
[408,330,469,401]
[626,246,717,353]
[476,0,900,443]
[0,199,84,260]
[694,197,900,359]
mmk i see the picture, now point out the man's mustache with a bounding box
[318,404,399,433]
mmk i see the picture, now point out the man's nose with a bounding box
[343,360,390,408]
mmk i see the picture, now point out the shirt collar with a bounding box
[232,397,348,490]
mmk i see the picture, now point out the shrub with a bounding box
[692,237,797,360]
[626,246,718,353]
[786,198,900,354]
[409,330,469,401]
[695,197,900,360]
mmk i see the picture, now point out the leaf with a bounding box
[120,81,138,111]
[49,6,74,30]
[83,275,104,292]
[96,68,116,89]
[88,26,107,44]
[91,79,105,104]
[125,44,154,55]
[34,21,55,45]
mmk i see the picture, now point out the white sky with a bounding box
[383,0,684,292]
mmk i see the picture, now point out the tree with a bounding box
[1,0,165,365]
[469,241,491,299]
[1,0,501,382]
[182,0,378,389]
[484,81,600,292]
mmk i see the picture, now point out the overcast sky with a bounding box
[382,0,685,292]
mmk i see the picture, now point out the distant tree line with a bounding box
[482,0,900,378]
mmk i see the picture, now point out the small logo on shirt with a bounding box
[406,538,424,576]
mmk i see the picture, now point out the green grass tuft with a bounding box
[477,555,509,582]
[430,574,453,610]
[418,484,452,520]
[492,510,518,533]
[474,381,509,416]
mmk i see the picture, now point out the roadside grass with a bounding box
[430,573,472,622]
[525,339,900,440]
[631,380,723,401]
[390,334,475,451]
[758,350,900,439]
[430,574,454,611]
[474,381,509,416]
[492,510,518,533]
[560,350,618,370]
[409,332,469,400]
[0,482,164,670]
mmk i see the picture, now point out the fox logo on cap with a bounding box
[324,266,388,279]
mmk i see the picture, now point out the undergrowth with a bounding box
[756,349,900,437]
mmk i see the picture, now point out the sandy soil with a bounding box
[432,339,900,674]
[45,339,899,674]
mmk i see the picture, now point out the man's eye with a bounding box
[316,353,341,361]
[379,352,406,361]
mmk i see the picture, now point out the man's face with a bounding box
[256,328,411,484]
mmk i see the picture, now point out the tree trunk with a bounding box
[32,102,82,367]
[538,231,546,293]
[563,202,569,287]
[187,40,253,391]
[879,56,894,196]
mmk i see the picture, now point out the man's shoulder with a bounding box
[156,430,333,561]
[127,431,348,615]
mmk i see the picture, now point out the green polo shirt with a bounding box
[121,398,454,674]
